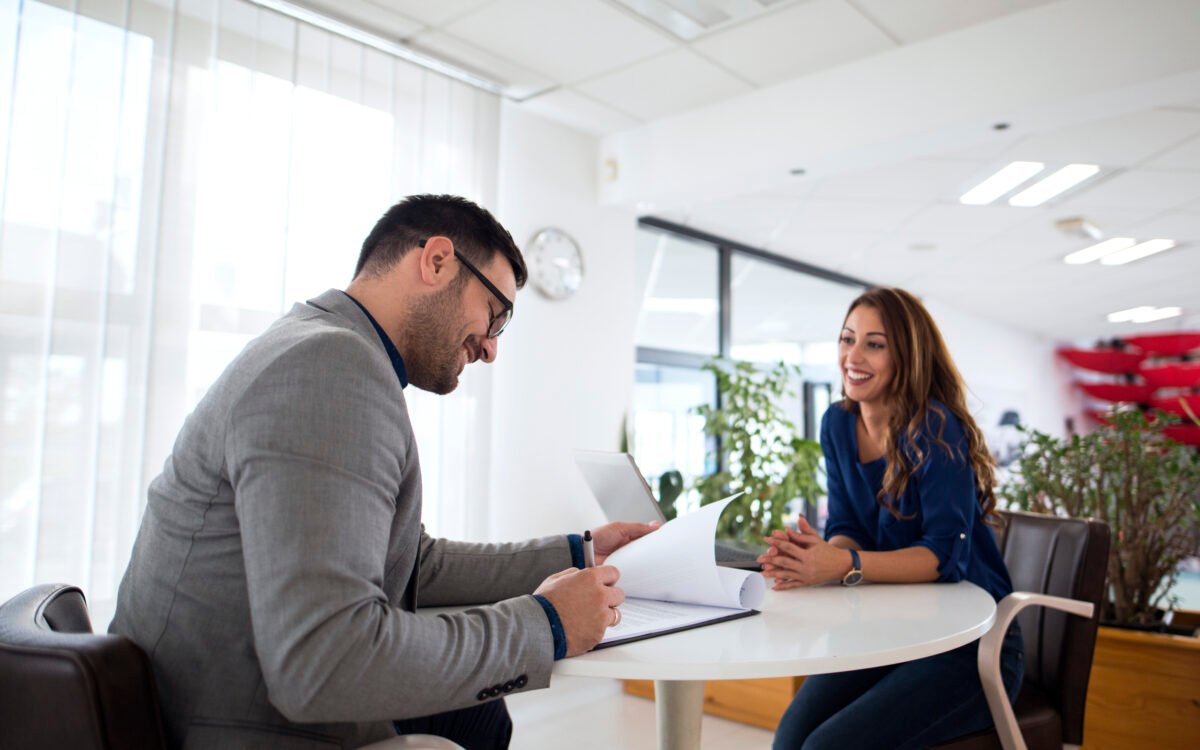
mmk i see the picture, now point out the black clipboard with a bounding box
[592,607,760,650]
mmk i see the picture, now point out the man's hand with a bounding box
[534,566,625,656]
[591,521,660,564]
[758,517,853,590]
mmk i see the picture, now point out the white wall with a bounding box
[925,296,1085,441]
[489,103,638,541]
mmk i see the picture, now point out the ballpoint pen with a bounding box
[583,529,595,568]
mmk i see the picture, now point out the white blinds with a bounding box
[0,0,501,627]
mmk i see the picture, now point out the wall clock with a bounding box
[527,227,583,300]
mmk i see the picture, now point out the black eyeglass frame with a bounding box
[417,239,513,338]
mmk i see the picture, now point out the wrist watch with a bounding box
[841,549,864,586]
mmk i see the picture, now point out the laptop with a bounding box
[574,450,762,570]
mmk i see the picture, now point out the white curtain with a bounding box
[0,0,500,627]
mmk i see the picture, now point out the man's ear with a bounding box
[417,236,455,288]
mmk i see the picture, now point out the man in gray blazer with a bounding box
[110,195,654,749]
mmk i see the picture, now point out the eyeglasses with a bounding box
[408,240,512,339]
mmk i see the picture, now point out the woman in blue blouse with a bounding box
[760,287,1023,750]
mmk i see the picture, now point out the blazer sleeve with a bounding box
[228,331,556,723]
[416,530,574,607]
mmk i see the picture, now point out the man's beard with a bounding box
[403,284,469,395]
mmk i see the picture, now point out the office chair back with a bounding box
[934,510,1110,750]
[0,583,168,749]
[995,510,1109,745]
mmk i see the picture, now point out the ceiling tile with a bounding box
[373,0,492,27]
[574,49,752,122]
[691,0,895,87]
[517,88,640,136]
[408,29,555,98]
[782,198,925,234]
[1001,109,1200,167]
[292,0,425,38]
[852,0,1055,44]
[899,202,1038,235]
[443,0,675,84]
[1056,168,1200,212]
[813,158,986,202]
[684,194,806,248]
[1127,210,1200,242]
[1147,133,1200,170]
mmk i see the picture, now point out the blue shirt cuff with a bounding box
[533,594,567,660]
[567,533,584,569]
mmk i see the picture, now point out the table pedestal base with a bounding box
[654,680,705,750]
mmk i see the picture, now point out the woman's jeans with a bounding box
[772,624,1023,750]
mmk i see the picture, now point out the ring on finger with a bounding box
[610,606,621,627]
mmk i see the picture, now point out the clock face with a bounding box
[528,228,583,300]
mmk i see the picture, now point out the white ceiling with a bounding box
[287,0,1200,343]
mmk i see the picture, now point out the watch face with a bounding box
[528,228,583,300]
[843,570,864,586]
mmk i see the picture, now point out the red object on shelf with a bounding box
[1123,332,1200,357]
[1163,424,1200,447]
[1057,348,1146,374]
[1150,394,1200,417]
[1076,382,1156,402]
[1140,362,1200,389]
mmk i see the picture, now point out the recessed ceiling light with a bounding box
[1099,239,1177,266]
[959,161,1044,205]
[1107,305,1182,323]
[1063,237,1136,264]
[1008,164,1100,207]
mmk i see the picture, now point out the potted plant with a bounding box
[625,357,824,726]
[693,358,824,546]
[999,409,1200,748]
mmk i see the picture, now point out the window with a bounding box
[632,219,867,528]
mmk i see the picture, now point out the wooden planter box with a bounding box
[1083,619,1200,749]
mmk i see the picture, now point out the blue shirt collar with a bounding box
[341,291,408,389]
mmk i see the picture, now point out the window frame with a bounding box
[634,216,873,525]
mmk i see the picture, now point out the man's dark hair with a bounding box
[355,194,527,288]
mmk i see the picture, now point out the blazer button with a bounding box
[489,685,503,697]
[515,674,528,688]
[503,681,516,692]
[476,689,489,701]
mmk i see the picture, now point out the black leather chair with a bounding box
[0,583,168,749]
[933,510,1110,750]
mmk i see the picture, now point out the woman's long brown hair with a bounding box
[839,288,1000,525]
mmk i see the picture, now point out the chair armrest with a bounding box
[978,592,1095,750]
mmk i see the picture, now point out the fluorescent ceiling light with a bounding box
[959,161,1044,205]
[644,297,718,315]
[1063,237,1136,264]
[1008,164,1100,207]
[1107,306,1155,323]
[1099,238,1177,266]
[1107,305,1182,323]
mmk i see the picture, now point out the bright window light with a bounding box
[959,161,1044,205]
[1008,164,1099,206]
[1063,237,1136,264]
[1099,238,1177,265]
[1107,305,1182,323]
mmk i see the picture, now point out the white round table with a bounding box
[554,581,996,750]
